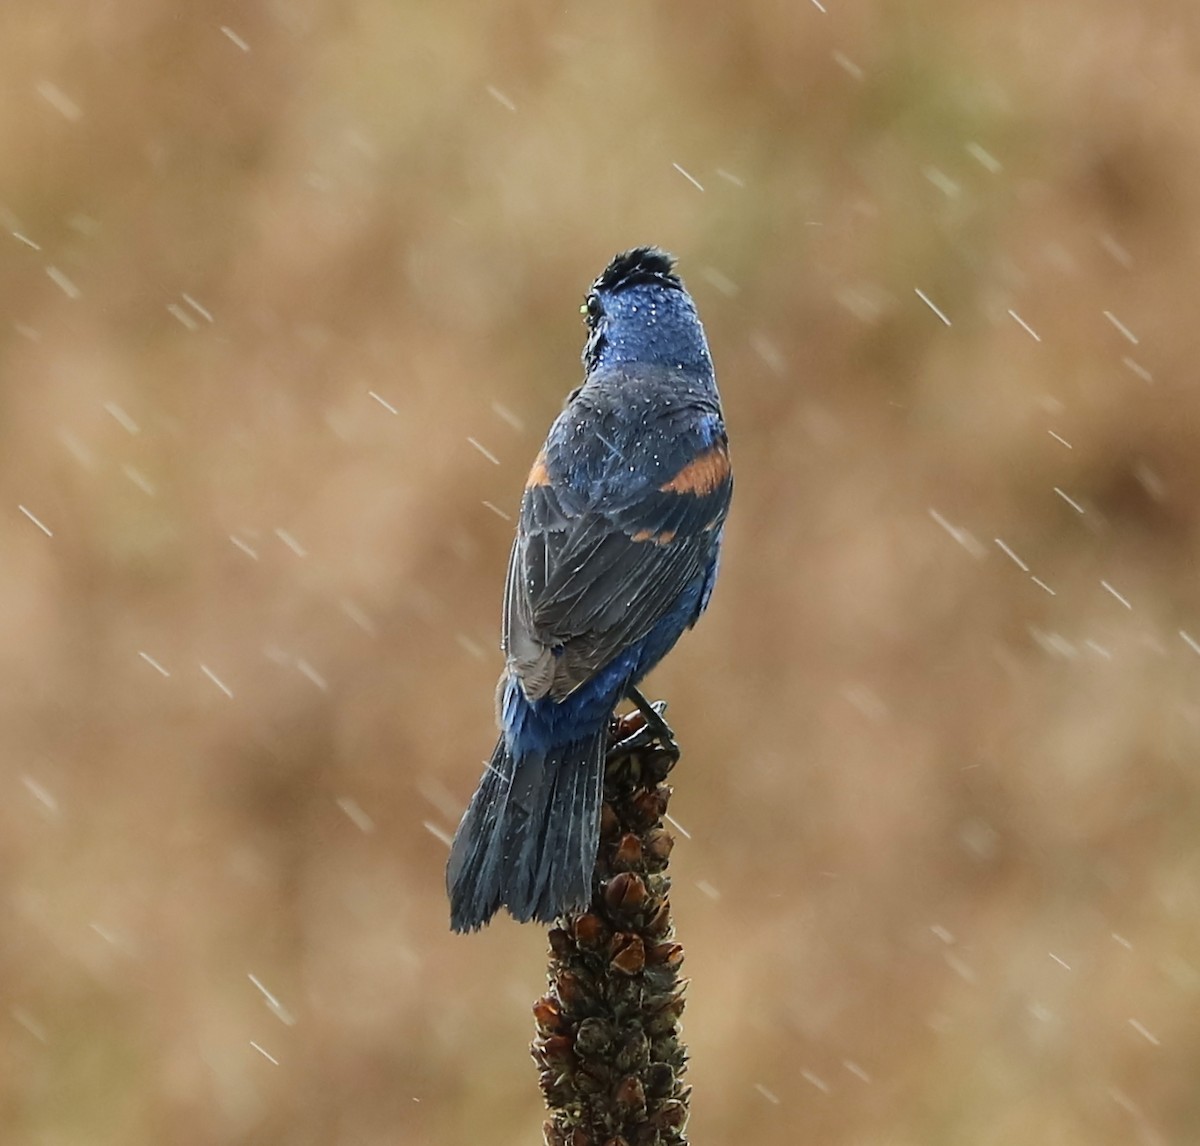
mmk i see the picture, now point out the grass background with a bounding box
[4,2,1200,1143]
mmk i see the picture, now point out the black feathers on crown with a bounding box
[593,247,683,294]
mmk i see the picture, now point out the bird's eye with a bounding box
[582,294,604,323]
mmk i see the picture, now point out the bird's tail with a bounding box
[447,729,606,933]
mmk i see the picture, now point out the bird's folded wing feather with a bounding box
[504,435,730,700]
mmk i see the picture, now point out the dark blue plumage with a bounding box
[447,247,731,932]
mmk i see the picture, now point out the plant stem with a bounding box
[532,708,690,1146]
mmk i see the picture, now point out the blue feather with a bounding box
[447,248,730,932]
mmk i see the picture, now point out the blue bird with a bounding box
[447,247,732,932]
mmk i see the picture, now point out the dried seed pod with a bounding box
[644,899,672,938]
[532,996,563,1033]
[609,934,646,976]
[610,710,645,743]
[533,1033,574,1066]
[645,942,684,969]
[643,828,674,863]
[603,871,649,914]
[572,913,609,949]
[548,928,572,957]
[555,970,587,1010]
[574,1017,614,1057]
[645,1010,679,1037]
[628,790,662,829]
[600,802,620,838]
[612,832,644,869]
[643,1062,675,1099]
[613,1075,646,1113]
[650,1099,688,1131]
[614,1030,650,1073]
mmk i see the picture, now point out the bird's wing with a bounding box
[504,434,731,700]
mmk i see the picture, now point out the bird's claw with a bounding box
[609,688,681,761]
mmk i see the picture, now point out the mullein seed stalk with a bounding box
[532,709,689,1146]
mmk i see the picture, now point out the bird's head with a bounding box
[581,247,713,380]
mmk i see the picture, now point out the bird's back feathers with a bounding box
[504,369,730,702]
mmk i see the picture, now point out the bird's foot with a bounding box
[609,687,680,761]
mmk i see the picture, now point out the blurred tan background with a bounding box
[3,2,1200,1143]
